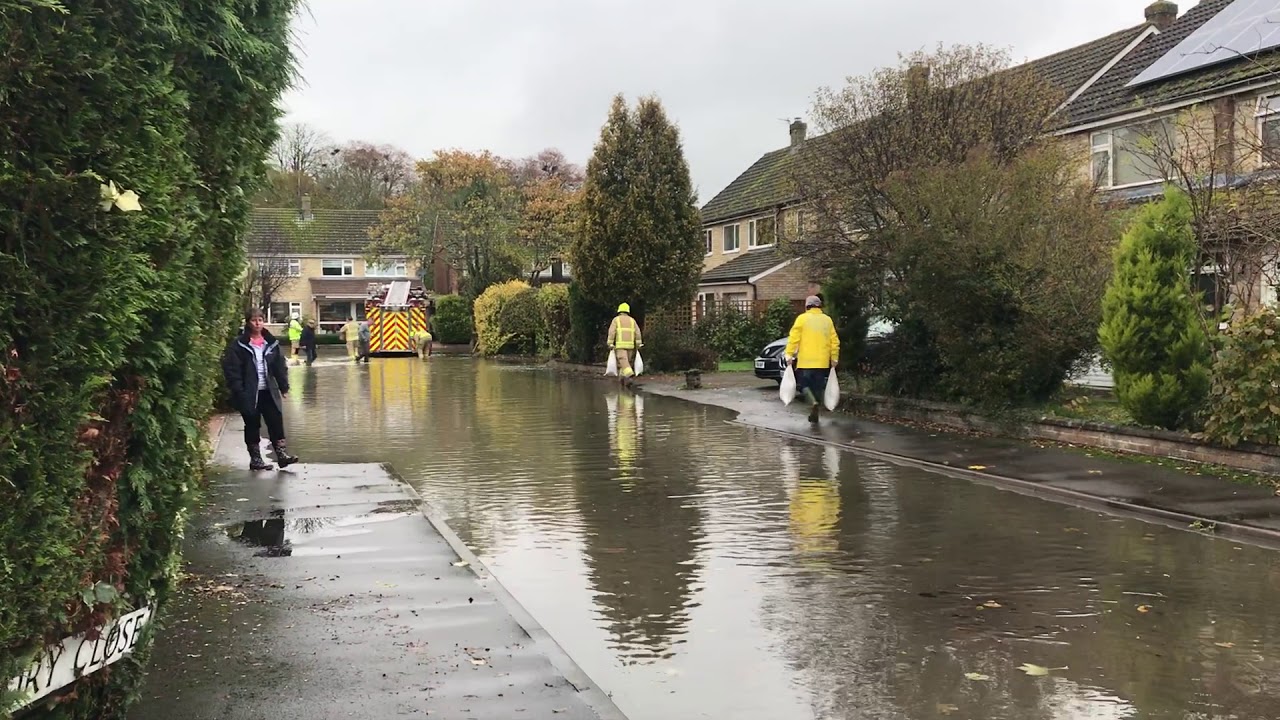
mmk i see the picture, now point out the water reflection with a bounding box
[281,358,1280,720]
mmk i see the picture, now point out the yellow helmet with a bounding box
[617,303,631,314]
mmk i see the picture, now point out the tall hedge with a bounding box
[0,1,298,716]
[432,294,473,344]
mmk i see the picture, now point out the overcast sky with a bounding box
[281,0,1159,202]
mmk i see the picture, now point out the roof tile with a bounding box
[247,207,382,256]
[701,248,788,283]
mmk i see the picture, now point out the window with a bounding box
[1258,95,1280,165]
[267,302,302,324]
[748,217,776,249]
[704,230,713,255]
[322,259,355,276]
[367,259,408,277]
[256,258,300,277]
[1090,118,1177,188]
[723,224,741,253]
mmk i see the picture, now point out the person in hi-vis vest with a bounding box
[607,303,643,386]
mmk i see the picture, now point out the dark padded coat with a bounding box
[221,330,290,413]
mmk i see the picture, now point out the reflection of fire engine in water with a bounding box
[364,280,432,356]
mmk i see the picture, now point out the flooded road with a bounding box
[282,357,1280,720]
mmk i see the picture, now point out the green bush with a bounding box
[568,282,614,363]
[496,288,541,355]
[763,298,797,342]
[643,324,719,373]
[1100,189,1209,430]
[474,280,531,356]
[821,265,872,368]
[1204,311,1280,447]
[0,0,297,715]
[432,294,473,344]
[695,306,768,361]
[536,284,571,359]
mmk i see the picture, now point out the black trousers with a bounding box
[242,389,286,447]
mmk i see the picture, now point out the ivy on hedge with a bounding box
[0,1,297,715]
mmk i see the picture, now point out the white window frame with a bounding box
[748,217,775,249]
[367,259,408,277]
[256,258,301,277]
[1257,94,1280,166]
[723,223,741,254]
[322,258,355,277]
[704,230,713,256]
[267,301,303,325]
[1090,118,1177,190]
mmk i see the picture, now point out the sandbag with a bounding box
[634,352,645,376]
[780,364,797,405]
[824,368,840,411]
[605,350,618,376]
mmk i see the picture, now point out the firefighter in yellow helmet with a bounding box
[607,303,643,386]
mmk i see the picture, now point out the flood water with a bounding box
[282,357,1280,720]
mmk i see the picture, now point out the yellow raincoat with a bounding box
[784,308,840,369]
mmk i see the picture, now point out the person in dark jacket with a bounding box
[299,319,318,366]
[222,308,300,471]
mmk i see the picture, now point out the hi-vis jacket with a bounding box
[785,308,840,369]
[607,315,642,350]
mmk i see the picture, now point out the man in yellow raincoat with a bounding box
[607,303,643,386]
[785,295,840,424]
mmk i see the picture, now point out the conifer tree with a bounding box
[1099,189,1209,429]
[572,95,703,322]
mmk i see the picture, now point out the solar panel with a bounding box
[1128,0,1280,87]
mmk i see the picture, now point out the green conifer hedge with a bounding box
[0,1,297,715]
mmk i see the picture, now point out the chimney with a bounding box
[1145,1,1178,30]
[789,119,807,149]
[906,63,931,106]
[300,193,313,221]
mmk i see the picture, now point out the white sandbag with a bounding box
[824,368,840,411]
[779,363,797,405]
[605,351,618,376]
[634,352,644,376]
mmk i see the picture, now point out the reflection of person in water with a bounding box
[232,510,292,557]
[606,392,642,474]
[784,446,842,557]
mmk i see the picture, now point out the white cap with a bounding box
[805,295,822,308]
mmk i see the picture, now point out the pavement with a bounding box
[642,374,1280,546]
[130,416,622,720]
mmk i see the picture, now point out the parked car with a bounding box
[753,318,896,383]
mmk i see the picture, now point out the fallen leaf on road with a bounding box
[451,561,469,568]
[1088,470,1103,475]
[967,465,988,471]
[1017,663,1051,676]
[1215,642,1236,648]
[964,673,990,681]
[236,498,249,502]
[982,600,1002,608]
[1137,605,1152,613]
[469,657,487,666]
[936,704,960,715]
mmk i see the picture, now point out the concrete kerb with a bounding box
[380,463,629,720]
[742,422,1280,551]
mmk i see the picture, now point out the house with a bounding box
[245,197,456,333]
[696,14,1161,308]
[1051,0,1280,312]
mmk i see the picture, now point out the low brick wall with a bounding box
[843,393,1280,475]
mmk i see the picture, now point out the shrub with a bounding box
[1204,311,1280,447]
[568,282,614,363]
[1100,189,1209,430]
[763,298,797,342]
[536,284,571,359]
[0,0,297,714]
[821,265,872,368]
[474,280,532,356]
[432,294,473,344]
[695,306,768,361]
[876,145,1113,405]
[643,324,719,373]
[497,287,541,355]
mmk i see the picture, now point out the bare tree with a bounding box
[271,122,336,207]
[240,250,297,319]
[315,142,415,209]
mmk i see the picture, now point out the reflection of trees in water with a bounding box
[572,390,705,662]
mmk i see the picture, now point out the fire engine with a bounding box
[364,280,431,356]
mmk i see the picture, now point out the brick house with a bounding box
[1050,0,1280,313]
[245,199,458,333]
[697,16,1161,308]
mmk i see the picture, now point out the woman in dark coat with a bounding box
[300,319,318,366]
[221,308,300,471]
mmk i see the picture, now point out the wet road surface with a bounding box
[276,357,1280,719]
